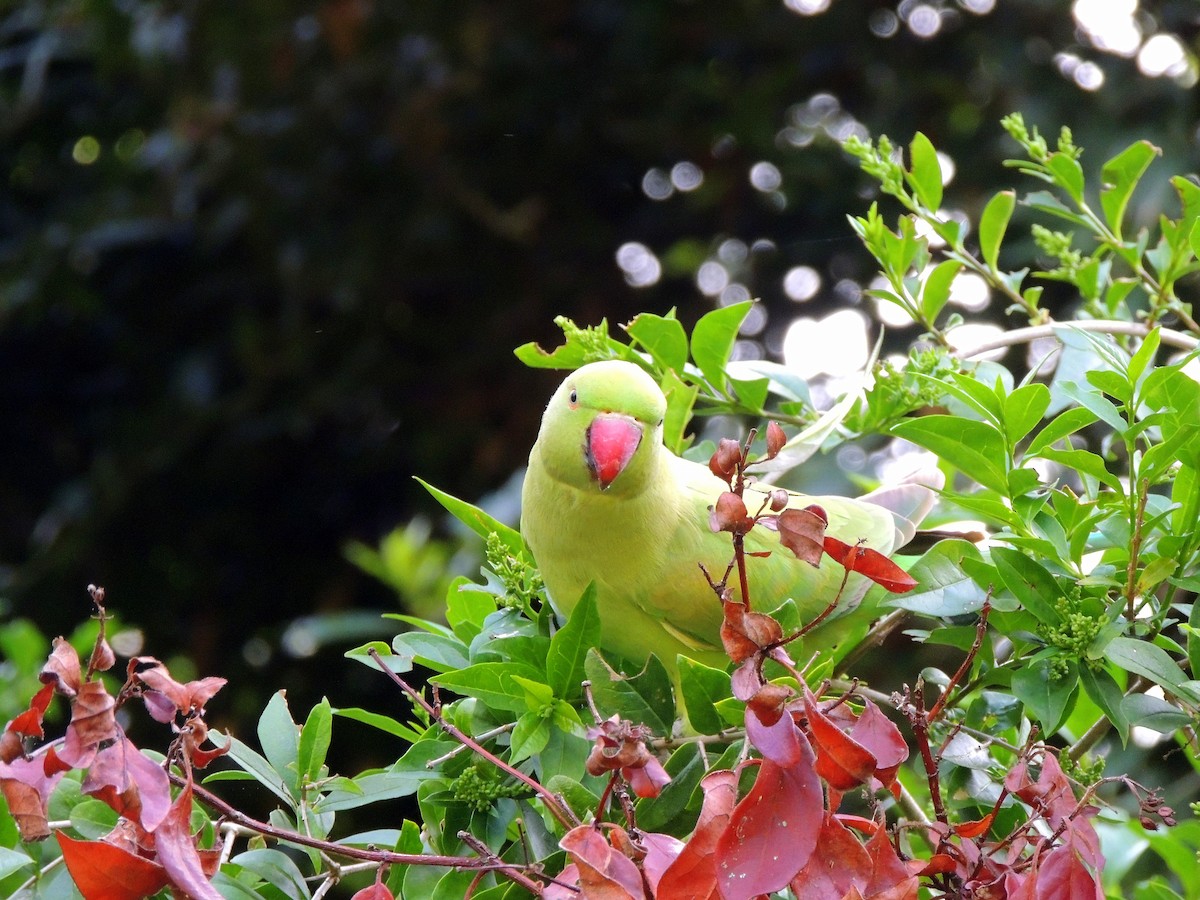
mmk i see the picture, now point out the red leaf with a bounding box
[154,780,223,900]
[765,421,786,459]
[777,507,827,566]
[82,734,172,832]
[715,725,822,898]
[640,831,685,895]
[848,701,909,792]
[559,825,645,899]
[133,660,226,718]
[56,831,168,900]
[710,491,751,534]
[40,637,82,698]
[626,755,671,799]
[953,811,996,839]
[1036,841,1104,900]
[656,770,738,900]
[0,755,64,841]
[7,682,56,742]
[790,814,871,900]
[864,827,919,898]
[822,538,918,593]
[709,439,742,482]
[56,680,117,769]
[804,690,877,792]
[350,882,396,900]
[89,636,117,674]
[721,601,783,664]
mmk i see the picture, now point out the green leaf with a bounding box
[332,707,423,743]
[1046,153,1085,203]
[635,741,707,835]
[230,849,311,900]
[1002,382,1050,445]
[990,547,1065,626]
[887,540,989,617]
[891,416,1008,494]
[1022,190,1090,227]
[661,367,701,455]
[690,301,753,391]
[0,847,33,880]
[1025,406,1099,456]
[345,640,413,674]
[1056,381,1128,433]
[298,698,332,784]
[921,259,961,323]
[1100,140,1160,237]
[513,316,636,369]
[547,583,600,700]
[1012,655,1077,734]
[1106,636,1200,704]
[446,580,498,642]
[416,478,525,556]
[1085,368,1132,405]
[392,631,471,673]
[1078,664,1129,746]
[1035,447,1124,492]
[584,649,675,736]
[209,731,296,806]
[317,741,450,812]
[907,132,944,210]
[979,190,1015,271]
[510,711,552,762]
[258,691,300,799]
[433,662,549,713]
[1128,327,1162,385]
[677,656,731,735]
[1121,692,1191,734]
[626,311,688,372]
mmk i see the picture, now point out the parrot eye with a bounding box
[568,389,578,407]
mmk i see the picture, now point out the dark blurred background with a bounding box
[1,0,1197,745]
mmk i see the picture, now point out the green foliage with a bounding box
[8,115,1200,898]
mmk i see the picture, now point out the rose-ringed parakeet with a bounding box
[521,360,927,674]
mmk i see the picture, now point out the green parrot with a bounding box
[521,359,932,674]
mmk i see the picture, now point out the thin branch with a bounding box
[368,648,577,830]
[955,319,1197,360]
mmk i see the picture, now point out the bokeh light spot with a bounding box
[783,266,821,301]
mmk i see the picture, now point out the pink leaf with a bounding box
[154,780,223,900]
[715,724,822,898]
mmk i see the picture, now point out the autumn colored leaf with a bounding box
[55,680,117,769]
[709,438,742,482]
[132,659,227,719]
[860,827,921,900]
[710,491,751,533]
[81,734,172,832]
[715,710,822,898]
[7,682,56,742]
[846,701,908,794]
[153,780,224,900]
[790,815,871,900]
[721,601,782,664]
[777,507,828,566]
[559,824,646,900]
[1035,840,1104,900]
[56,831,168,900]
[350,879,396,900]
[804,690,876,793]
[656,770,738,900]
[40,637,82,697]
[639,832,685,895]
[765,421,786,459]
[953,812,996,839]
[0,754,64,841]
[822,537,918,593]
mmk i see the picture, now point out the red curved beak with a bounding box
[586,414,643,490]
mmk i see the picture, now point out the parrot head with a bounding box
[534,360,667,494]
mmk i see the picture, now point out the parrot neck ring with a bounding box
[585,413,643,490]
